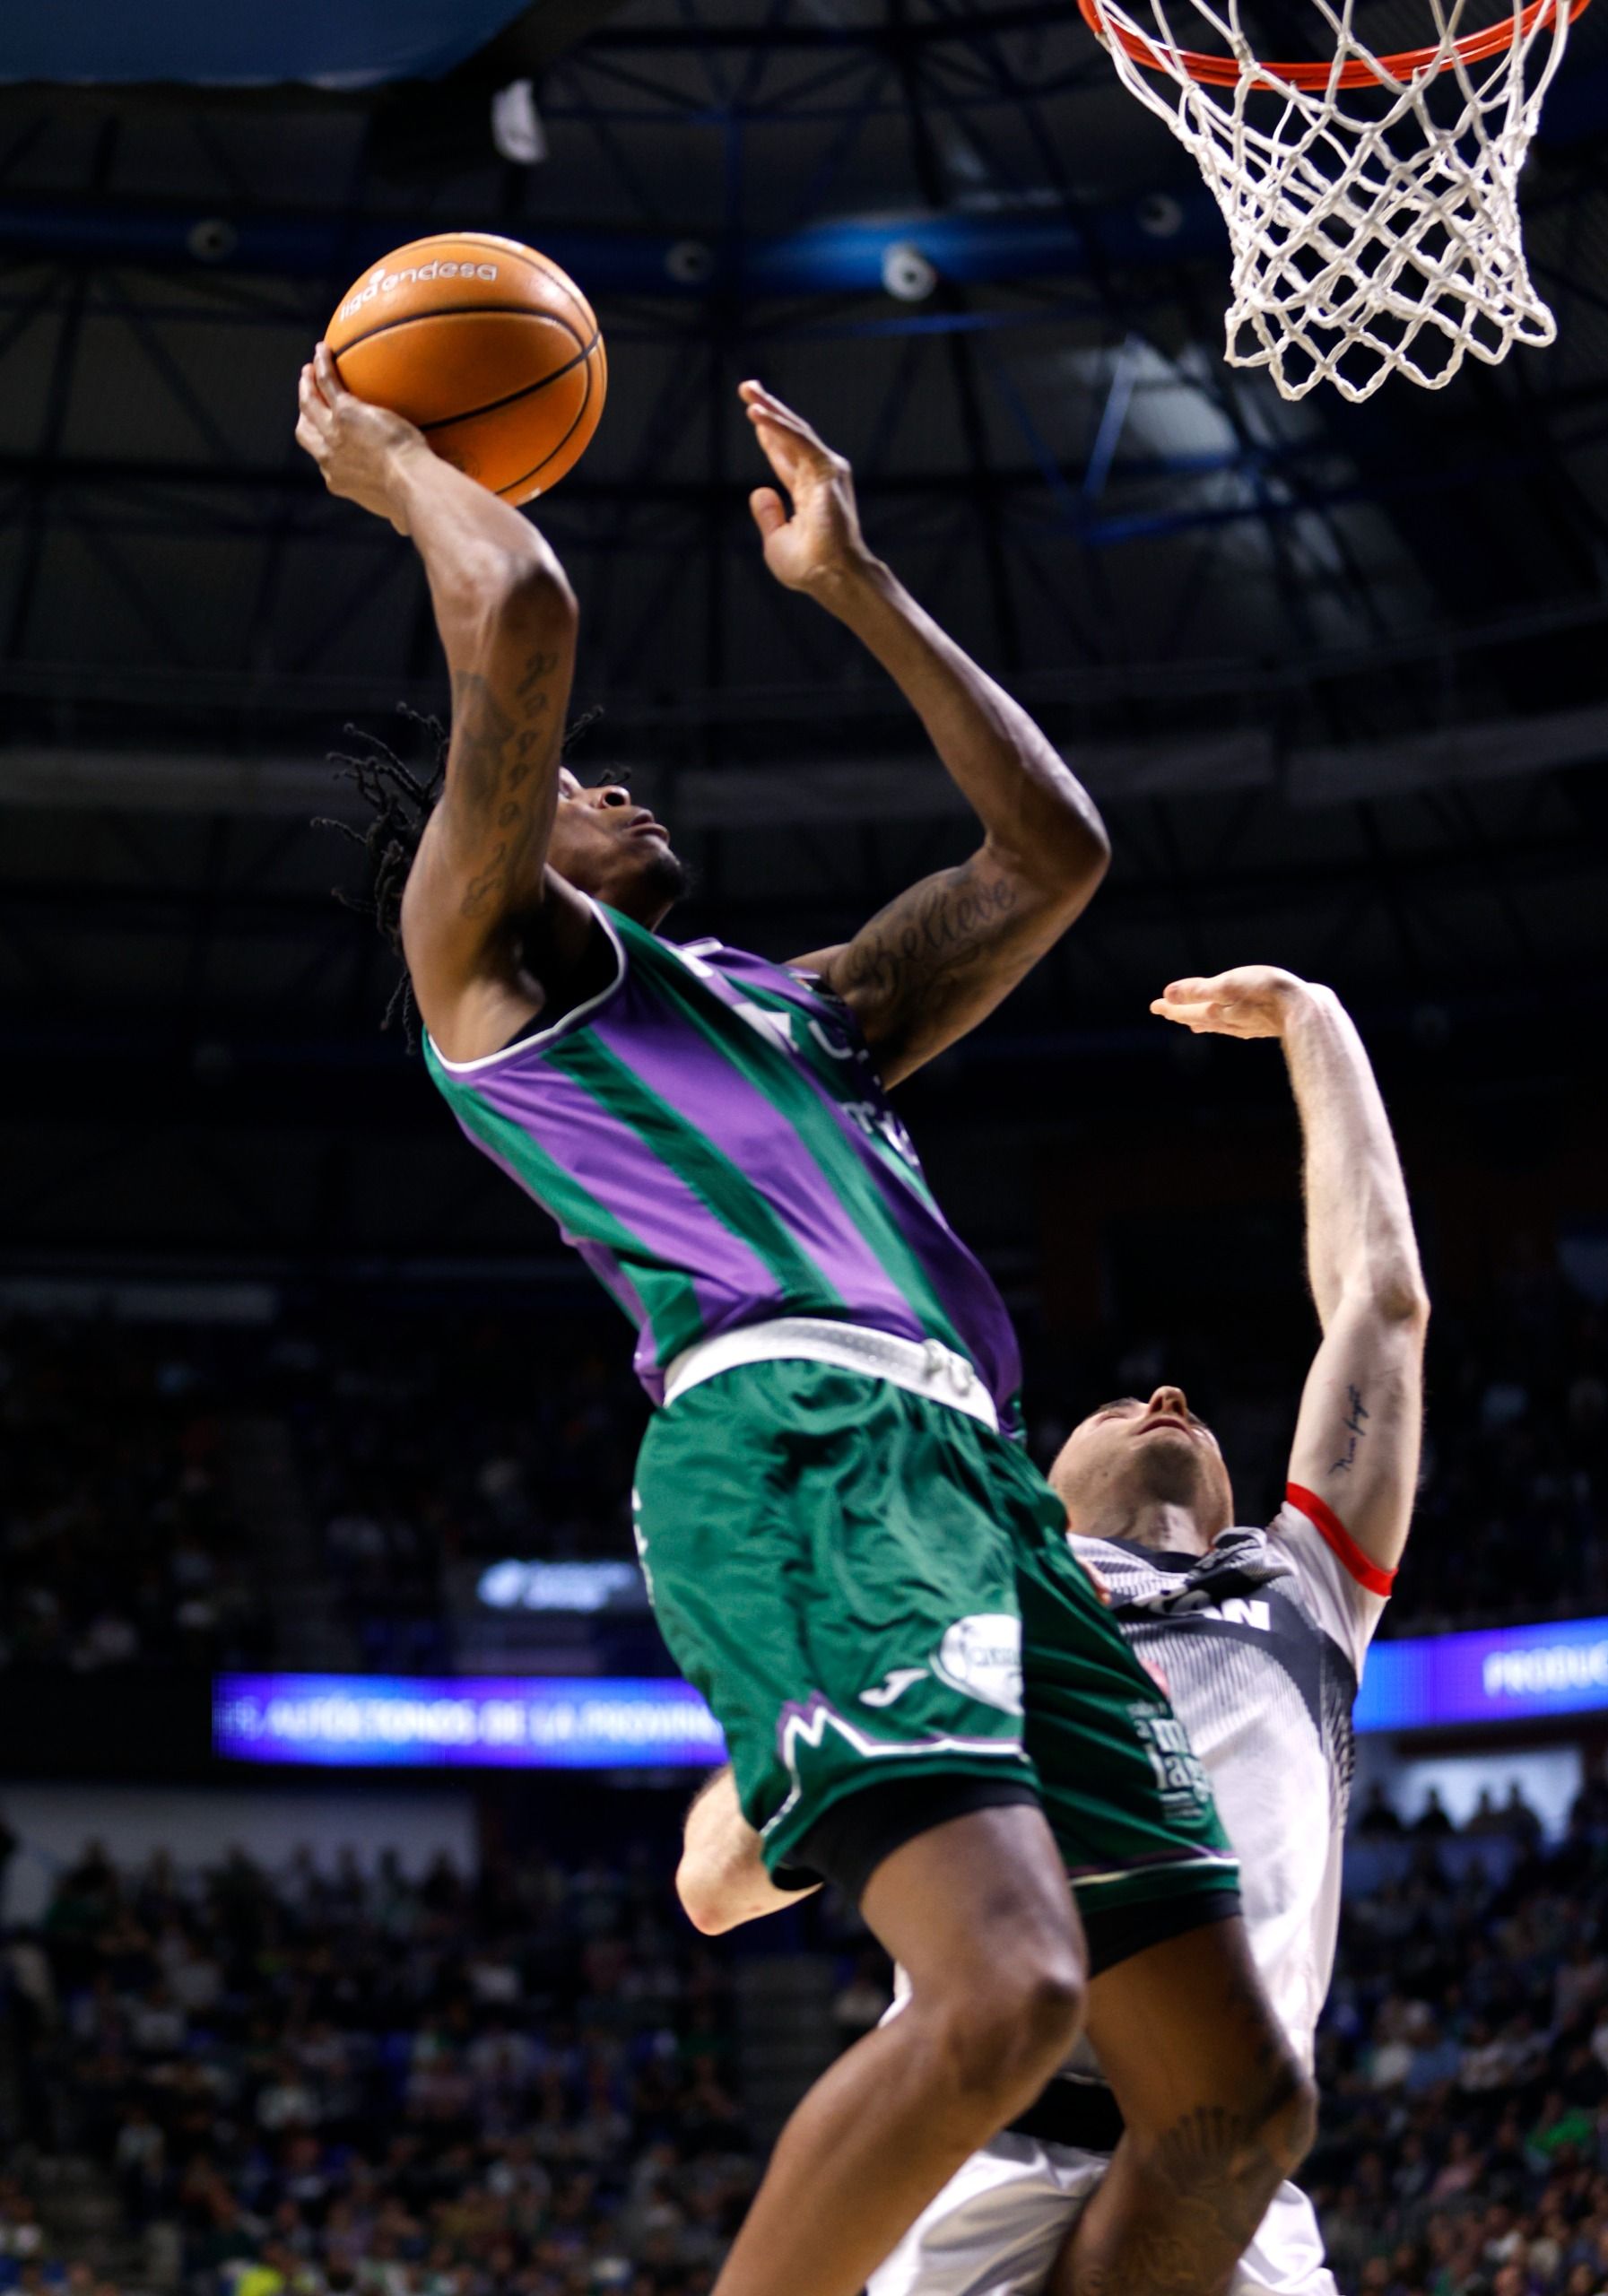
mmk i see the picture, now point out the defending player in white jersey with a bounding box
[676,963,1428,2296]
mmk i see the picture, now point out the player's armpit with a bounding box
[677,1767,820,1935]
[794,844,1081,1088]
[1284,1286,1427,1583]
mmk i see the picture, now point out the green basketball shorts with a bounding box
[633,1357,1239,1963]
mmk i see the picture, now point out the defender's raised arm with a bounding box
[296,342,580,1058]
[678,1768,819,1935]
[743,382,1109,1087]
[1152,967,1430,1577]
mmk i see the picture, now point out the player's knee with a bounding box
[929,1941,1085,2112]
[1264,2058,1319,2176]
[1190,2048,1317,2226]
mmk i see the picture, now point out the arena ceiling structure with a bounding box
[2,0,1607,1268]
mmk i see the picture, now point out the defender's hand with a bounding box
[1151,966,1312,1039]
[296,342,429,533]
[741,380,873,595]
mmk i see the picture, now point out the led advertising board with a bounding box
[213,1674,726,1770]
[216,1613,1608,1769]
[1355,1613,1608,1734]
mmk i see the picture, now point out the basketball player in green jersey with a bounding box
[297,347,1315,2296]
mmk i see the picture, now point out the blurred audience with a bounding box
[0,1320,265,1675]
[4,1837,756,2296]
[1310,1787,1608,2295]
[15,1803,1608,2296]
[282,1315,646,1674]
[3,1259,1604,1671]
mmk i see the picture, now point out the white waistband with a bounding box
[661,1316,998,1432]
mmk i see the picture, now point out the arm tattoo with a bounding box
[838,859,1021,1047]
[448,648,561,921]
[1329,1384,1369,1475]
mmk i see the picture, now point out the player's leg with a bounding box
[633,1363,1090,2296]
[869,2133,1103,2296]
[1049,1914,1317,2296]
[711,1799,1086,2296]
[999,1445,1316,2296]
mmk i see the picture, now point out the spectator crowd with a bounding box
[11,1794,1608,2296]
[0,1320,266,1676]
[2,1836,757,2296]
[1309,1767,1608,2296]
[1,1251,1606,2292]
[1,1248,1604,1673]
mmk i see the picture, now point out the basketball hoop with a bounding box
[1078,0,1590,399]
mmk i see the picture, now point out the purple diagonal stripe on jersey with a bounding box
[673,940,1021,1415]
[590,992,924,1344]
[467,1052,781,1346]
[857,1144,1023,1415]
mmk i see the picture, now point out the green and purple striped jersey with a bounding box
[423,900,1023,1427]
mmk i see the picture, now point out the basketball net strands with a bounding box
[1076,0,1591,399]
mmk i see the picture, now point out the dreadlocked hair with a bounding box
[316,701,605,1050]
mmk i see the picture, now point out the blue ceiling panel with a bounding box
[2,0,533,89]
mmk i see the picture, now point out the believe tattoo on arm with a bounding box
[832,857,1030,1076]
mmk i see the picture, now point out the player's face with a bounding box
[546,768,687,925]
[1049,1386,1235,1542]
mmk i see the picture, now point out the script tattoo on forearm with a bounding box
[451,648,561,920]
[839,859,1021,1044]
[1330,1384,1369,1475]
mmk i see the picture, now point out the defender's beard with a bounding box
[1127,1431,1215,1512]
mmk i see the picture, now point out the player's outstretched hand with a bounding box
[740,379,873,595]
[296,343,429,533]
[1151,965,1311,1039]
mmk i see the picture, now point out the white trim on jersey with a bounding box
[423,897,628,1074]
[760,1696,1029,1839]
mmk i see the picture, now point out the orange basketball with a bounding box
[326,233,605,506]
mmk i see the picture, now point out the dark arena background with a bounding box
[4,2,1608,2293]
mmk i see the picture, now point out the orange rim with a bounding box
[1077,0,1589,90]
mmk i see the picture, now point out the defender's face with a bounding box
[1050,1386,1235,1540]
[547,768,686,925]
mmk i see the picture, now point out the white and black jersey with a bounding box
[869,1488,1393,2296]
[1070,1484,1392,2072]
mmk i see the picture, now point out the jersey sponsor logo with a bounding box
[665,939,926,1176]
[1137,1592,1274,1632]
[1130,1707,1214,1816]
[840,1099,921,1170]
[807,1019,856,1061]
[933,1614,1024,1717]
[859,1666,930,1709]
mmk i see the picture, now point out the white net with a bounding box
[1082,0,1578,399]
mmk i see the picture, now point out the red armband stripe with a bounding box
[1285,1483,1395,1597]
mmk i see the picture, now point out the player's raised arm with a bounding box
[1152,968,1430,1578]
[677,1768,821,1935]
[742,382,1110,1088]
[296,343,580,1056]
